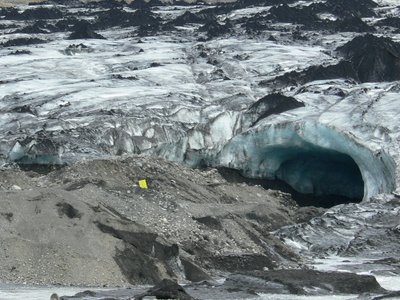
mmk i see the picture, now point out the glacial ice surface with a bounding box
[1,1,400,203]
[1,0,400,298]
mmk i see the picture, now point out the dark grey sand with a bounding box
[0,156,305,287]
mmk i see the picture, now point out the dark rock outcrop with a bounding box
[233,0,296,9]
[127,0,163,9]
[262,60,358,88]
[88,0,124,9]
[267,3,375,33]
[206,254,278,273]
[263,35,400,86]
[8,50,32,55]
[127,0,151,9]
[310,0,377,19]
[31,0,82,6]
[199,20,232,38]
[268,4,320,26]
[55,17,79,32]
[62,43,93,56]
[1,7,63,20]
[376,17,400,30]
[246,94,305,125]
[136,23,171,37]
[169,11,215,26]
[243,18,270,34]
[68,20,105,40]
[94,8,159,29]
[1,37,47,47]
[331,16,375,33]
[337,34,400,82]
[223,269,386,295]
[97,220,210,284]
[15,20,58,34]
[135,279,196,300]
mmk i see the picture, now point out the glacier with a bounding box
[2,0,400,298]
[1,0,400,205]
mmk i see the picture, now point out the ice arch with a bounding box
[217,121,396,203]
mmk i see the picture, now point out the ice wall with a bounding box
[217,121,396,201]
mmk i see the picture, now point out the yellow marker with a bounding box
[138,179,148,189]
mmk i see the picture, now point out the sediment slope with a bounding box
[0,156,304,286]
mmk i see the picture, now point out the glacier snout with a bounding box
[217,121,395,205]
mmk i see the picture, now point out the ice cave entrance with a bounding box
[220,144,364,208]
[264,144,364,208]
[218,122,395,207]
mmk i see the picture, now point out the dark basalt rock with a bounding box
[169,11,216,27]
[8,50,32,55]
[310,0,378,19]
[15,25,47,34]
[2,7,63,20]
[94,8,135,29]
[268,4,320,26]
[136,23,170,37]
[95,8,159,29]
[31,0,83,6]
[370,291,400,299]
[127,0,151,9]
[262,60,358,88]
[199,20,232,38]
[206,254,278,273]
[247,93,305,125]
[233,0,295,9]
[10,105,36,115]
[376,17,400,29]
[88,0,124,9]
[135,279,195,300]
[1,37,47,47]
[23,7,63,20]
[97,221,210,284]
[224,269,386,295]
[233,0,269,8]
[243,19,270,34]
[265,2,376,33]
[337,34,400,82]
[292,30,308,41]
[0,23,16,30]
[55,17,79,32]
[200,5,236,17]
[127,0,163,9]
[0,7,20,19]
[331,16,375,33]
[262,35,400,87]
[15,20,58,34]
[68,20,105,40]
[130,9,160,27]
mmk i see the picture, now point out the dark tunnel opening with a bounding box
[218,146,364,208]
